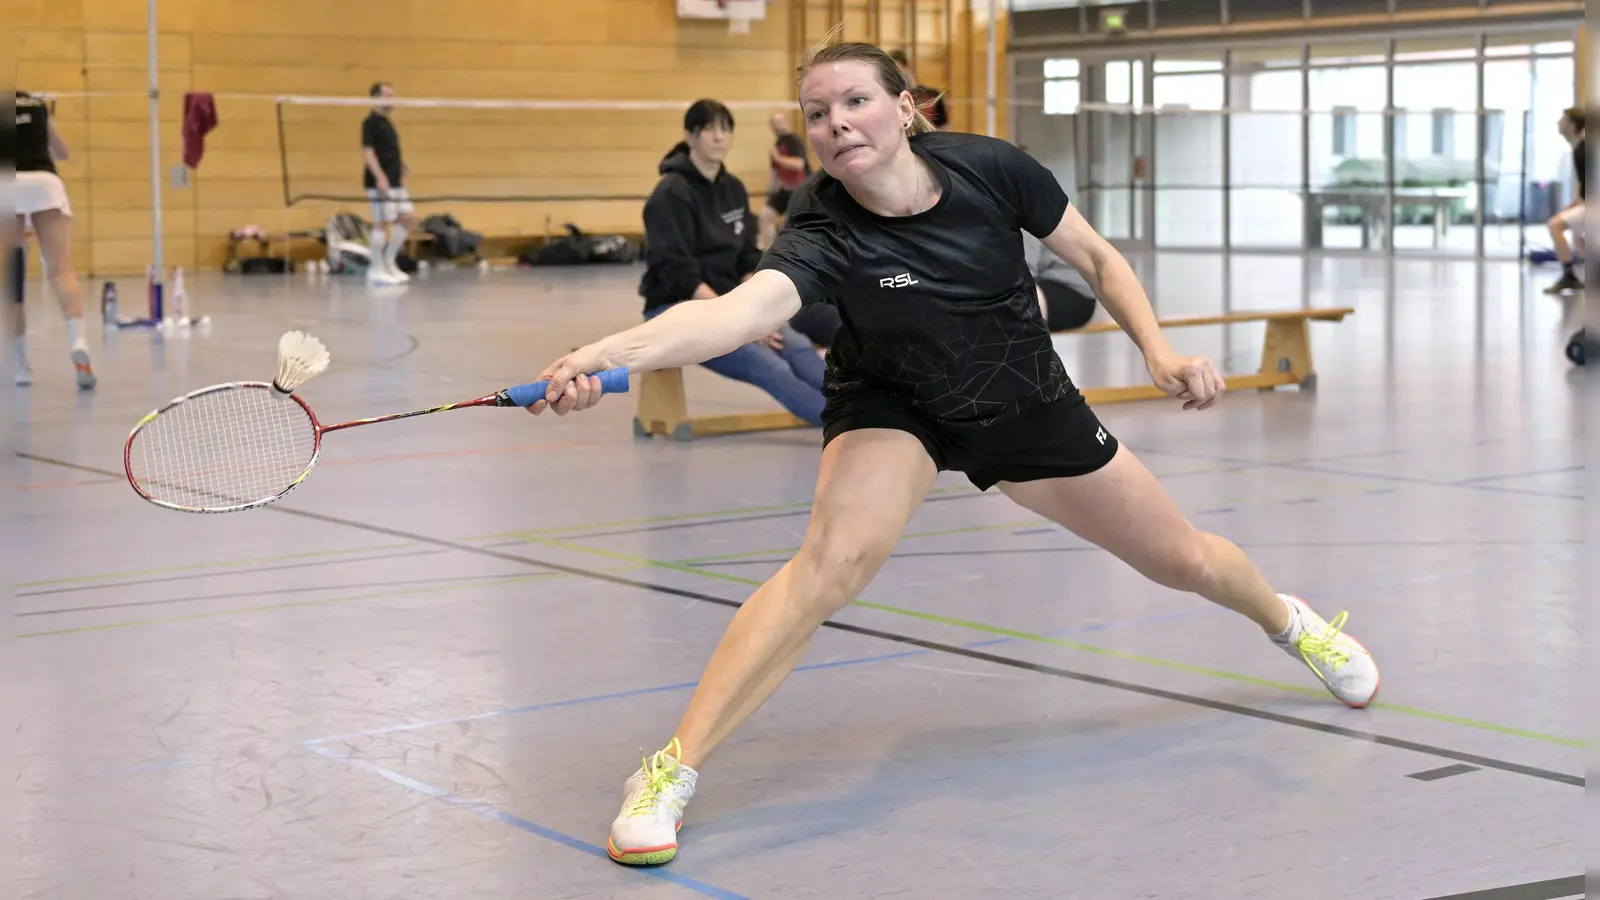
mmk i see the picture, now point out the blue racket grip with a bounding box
[504,367,631,407]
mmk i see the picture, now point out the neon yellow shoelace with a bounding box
[1295,610,1352,673]
[628,737,684,817]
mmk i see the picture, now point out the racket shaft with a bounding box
[319,395,500,433]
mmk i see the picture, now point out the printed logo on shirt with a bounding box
[878,272,920,289]
[721,208,745,235]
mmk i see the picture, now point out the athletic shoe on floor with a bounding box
[1272,594,1380,708]
[608,737,698,866]
[15,361,31,387]
[1543,271,1583,294]
[71,346,96,390]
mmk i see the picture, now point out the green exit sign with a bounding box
[1099,7,1128,31]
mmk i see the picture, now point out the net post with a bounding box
[147,0,165,314]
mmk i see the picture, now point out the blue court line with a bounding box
[298,608,1216,747]
[307,745,749,900]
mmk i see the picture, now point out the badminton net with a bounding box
[274,94,797,210]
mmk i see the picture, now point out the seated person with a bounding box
[1023,230,1097,332]
[639,100,826,426]
[1544,107,1586,294]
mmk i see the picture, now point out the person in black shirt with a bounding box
[638,99,826,426]
[361,82,413,285]
[1544,107,1586,294]
[5,90,96,389]
[532,39,1380,866]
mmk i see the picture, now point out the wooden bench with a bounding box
[633,367,812,440]
[1065,306,1354,404]
[632,306,1353,440]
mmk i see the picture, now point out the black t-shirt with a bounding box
[10,92,57,174]
[361,112,403,190]
[758,131,1073,425]
[1574,138,1586,200]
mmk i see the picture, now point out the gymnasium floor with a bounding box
[8,254,1586,900]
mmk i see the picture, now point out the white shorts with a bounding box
[367,187,414,224]
[14,171,73,225]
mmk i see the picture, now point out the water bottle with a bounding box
[101,282,118,326]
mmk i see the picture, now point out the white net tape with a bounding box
[128,384,318,510]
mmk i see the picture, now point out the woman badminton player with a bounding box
[7,90,96,389]
[532,38,1380,866]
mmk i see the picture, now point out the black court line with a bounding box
[19,451,1585,790]
[1415,875,1584,900]
[1407,763,1481,782]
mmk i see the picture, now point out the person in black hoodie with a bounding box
[639,99,826,426]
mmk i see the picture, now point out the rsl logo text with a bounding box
[879,273,919,289]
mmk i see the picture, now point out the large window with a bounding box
[1027,25,1578,258]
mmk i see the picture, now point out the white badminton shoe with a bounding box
[608,738,698,866]
[71,346,97,390]
[1272,594,1380,708]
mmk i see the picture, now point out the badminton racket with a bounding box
[124,368,629,513]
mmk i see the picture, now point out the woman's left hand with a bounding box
[1147,353,1226,410]
[760,331,785,351]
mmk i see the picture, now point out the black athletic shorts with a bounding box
[821,387,1119,491]
[768,188,794,215]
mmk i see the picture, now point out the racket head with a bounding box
[124,381,322,513]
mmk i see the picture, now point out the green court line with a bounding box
[16,542,416,588]
[472,485,980,541]
[25,489,983,589]
[527,535,1584,749]
[15,573,560,638]
[14,563,644,639]
[674,519,1051,565]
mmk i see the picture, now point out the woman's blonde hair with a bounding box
[796,24,938,137]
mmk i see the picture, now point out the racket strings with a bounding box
[128,386,318,510]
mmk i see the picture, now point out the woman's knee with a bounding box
[792,526,897,612]
[1134,530,1216,593]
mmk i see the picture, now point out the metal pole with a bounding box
[985,0,998,137]
[147,0,165,319]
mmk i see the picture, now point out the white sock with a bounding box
[65,317,86,350]
[1269,594,1302,644]
[368,228,389,274]
[11,334,27,368]
[385,224,408,273]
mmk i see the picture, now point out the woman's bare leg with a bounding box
[998,443,1378,705]
[607,427,938,866]
[29,209,94,388]
[5,217,27,384]
[674,427,937,767]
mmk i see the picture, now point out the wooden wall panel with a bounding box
[20,0,984,275]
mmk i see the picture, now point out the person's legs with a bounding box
[997,443,1379,707]
[31,208,95,389]
[1544,206,1584,293]
[607,427,939,865]
[384,192,414,280]
[365,192,396,285]
[772,323,826,389]
[699,338,826,426]
[6,216,27,386]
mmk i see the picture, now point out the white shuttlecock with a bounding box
[272,330,330,395]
